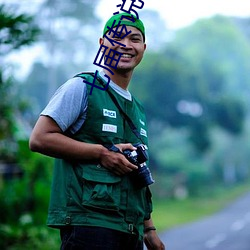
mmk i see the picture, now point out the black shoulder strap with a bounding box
[75,72,144,143]
[106,86,143,142]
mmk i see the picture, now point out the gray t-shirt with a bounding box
[41,71,132,134]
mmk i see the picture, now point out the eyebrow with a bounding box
[117,31,142,39]
[130,33,142,37]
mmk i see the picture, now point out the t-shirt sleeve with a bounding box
[41,77,88,133]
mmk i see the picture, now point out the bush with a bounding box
[0,140,58,249]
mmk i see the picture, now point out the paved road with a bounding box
[160,192,250,250]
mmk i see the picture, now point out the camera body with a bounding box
[123,143,154,188]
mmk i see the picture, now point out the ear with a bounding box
[99,37,106,53]
[144,43,147,51]
[99,37,104,46]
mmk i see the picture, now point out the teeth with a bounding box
[121,54,132,58]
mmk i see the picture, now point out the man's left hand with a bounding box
[144,230,165,250]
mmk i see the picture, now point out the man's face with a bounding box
[100,26,146,73]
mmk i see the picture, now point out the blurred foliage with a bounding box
[17,0,102,111]
[131,15,250,198]
[0,4,39,55]
[0,140,58,249]
[0,74,15,140]
[0,76,18,161]
[0,3,39,161]
[35,0,101,100]
[0,2,99,249]
[212,96,245,134]
[0,224,60,250]
[132,15,250,152]
[1,1,250,248]
[18,62,69,116]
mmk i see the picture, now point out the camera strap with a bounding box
[74,72,144,144]
[105,87,144,143]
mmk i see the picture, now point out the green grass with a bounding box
[152,183,250,231]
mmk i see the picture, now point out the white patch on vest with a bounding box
[140,119,145,126]
[102,124,117,133]
[103,109,116,118]
[140,128,147,137]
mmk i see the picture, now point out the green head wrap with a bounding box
[103,12,145,41]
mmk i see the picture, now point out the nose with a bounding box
[121,37,132,49]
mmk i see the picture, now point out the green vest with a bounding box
[47,73,152,239]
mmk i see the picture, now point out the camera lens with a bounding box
[123,143,154,188]
[136,164,155,188]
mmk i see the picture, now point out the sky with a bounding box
[97,0,250,29]
[2,0,250,78]
[1,0,250,29]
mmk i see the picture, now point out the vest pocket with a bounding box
[81,164,122,211]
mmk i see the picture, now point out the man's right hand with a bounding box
[99,143,138,176]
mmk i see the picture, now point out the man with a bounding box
[29,12,165,250]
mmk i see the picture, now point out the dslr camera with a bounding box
[123,143,154,188]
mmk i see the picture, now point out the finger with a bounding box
[117,154,138,170]
[111,162,138,176]
[124,143,137,151]
[123,159,138,171]
[116,143,137,152]
[116,163,137,175]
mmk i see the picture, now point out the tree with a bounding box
[0,3,39,161]
[35,0,101,99]
[174,15,250,98]
[129,15,250,195]
[132,15,249,153]
[0,4,39,56]
[233,17,250,42]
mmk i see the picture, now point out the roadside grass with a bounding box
[152,183,250,232]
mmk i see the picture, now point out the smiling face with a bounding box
[100,26,146,74]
